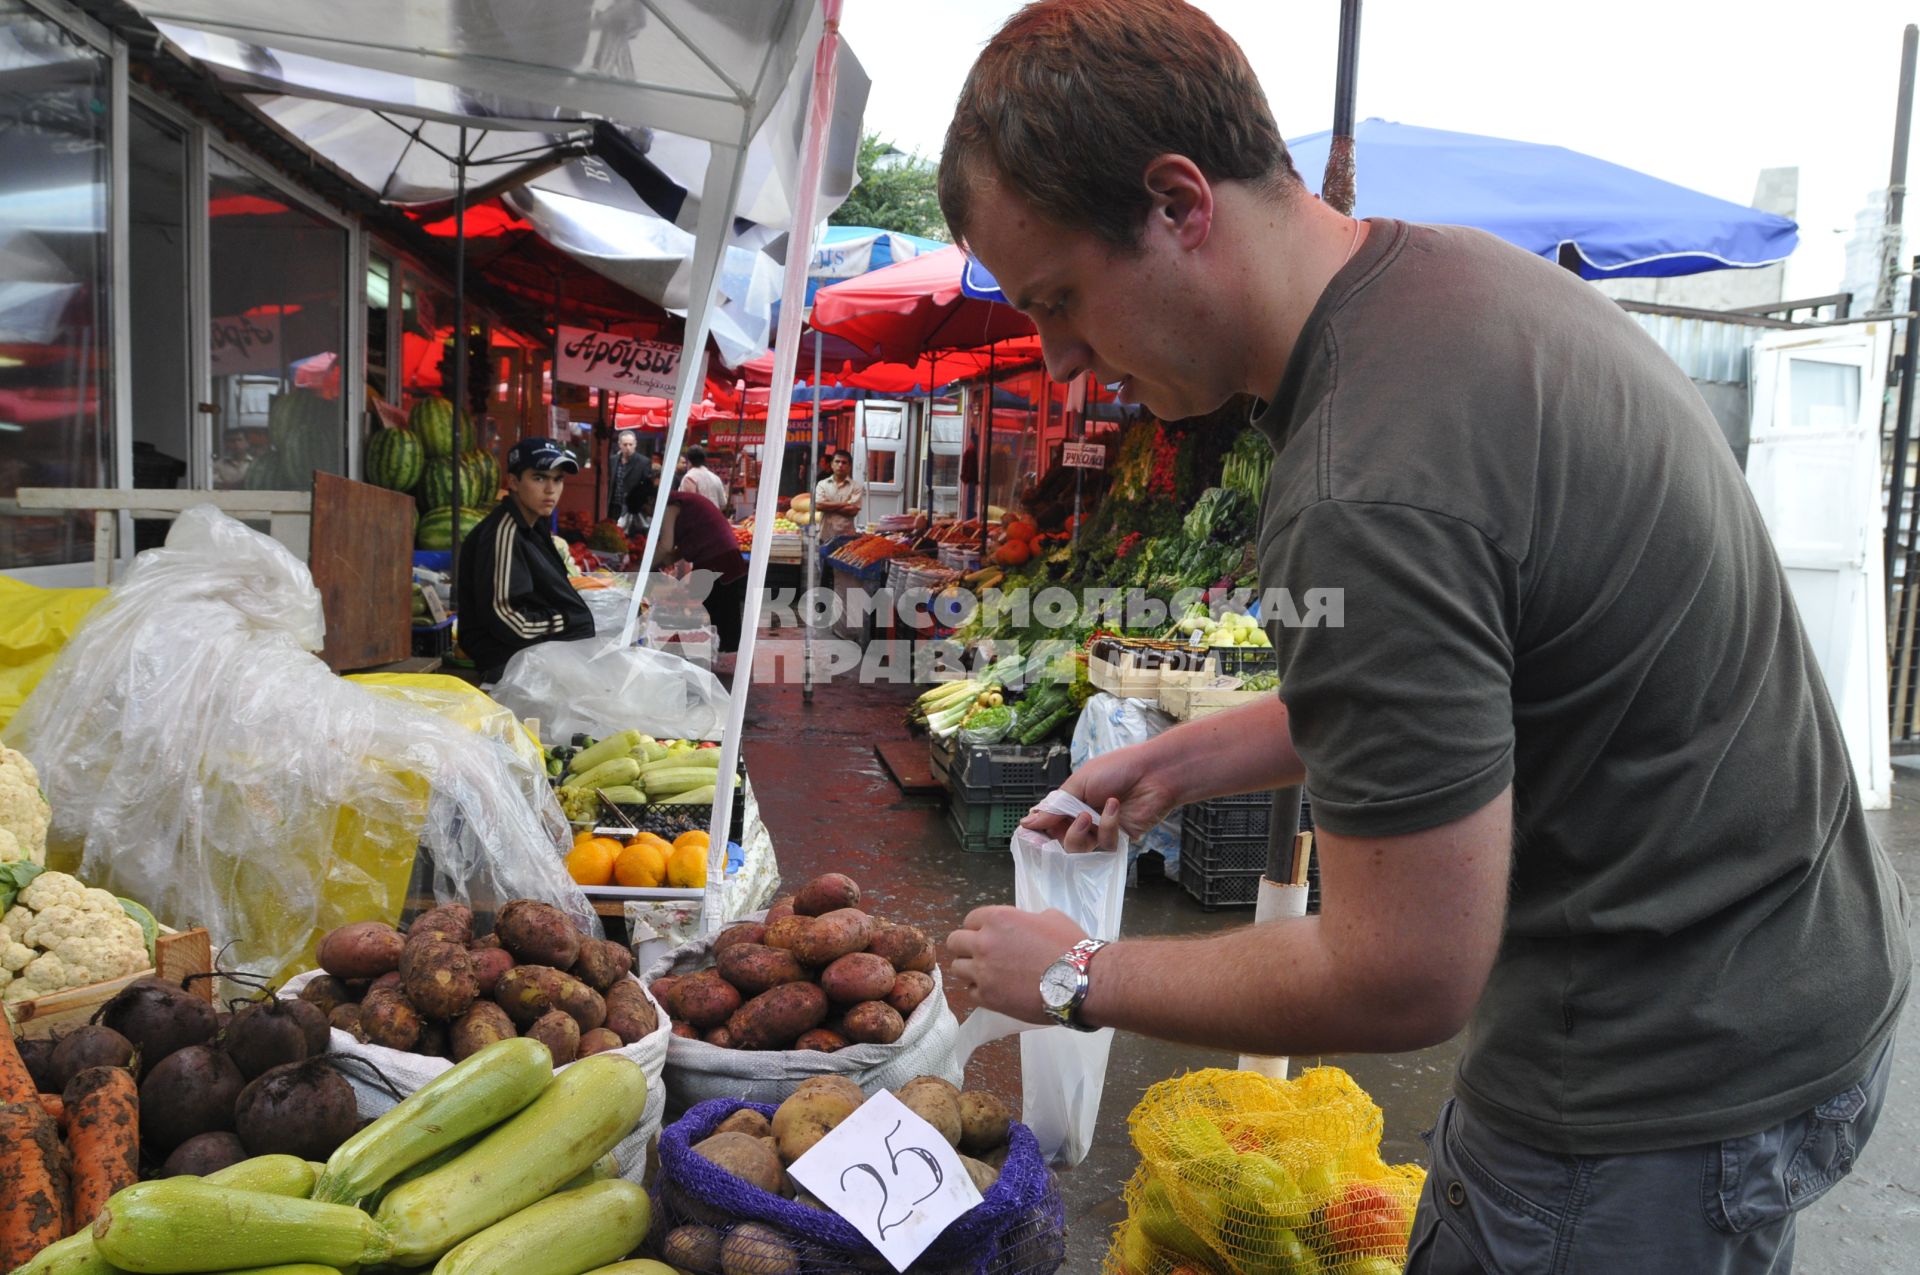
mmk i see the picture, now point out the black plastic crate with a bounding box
[412,619,454,658]
[939,742,1072,806]
[945,794,1027,854]
[1181,823,1269,875]
[1206,646,1280,678]
[1178,864,1263,910]
[1183,795,1274,841]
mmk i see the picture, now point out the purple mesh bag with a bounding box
[652,1098,1068,1275]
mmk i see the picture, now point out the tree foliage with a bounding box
[829,132,950,241]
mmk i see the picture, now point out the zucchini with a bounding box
[315,1038,554,1205]
[593,785,645,806]
[210,1268,352,1275]
[375,1054,649,1267]
[429,1181,650,1275]
[570,756,641,791]
[638,751,720,775]
[658,785,715,805]
[91,1181,392,1274]
[638,767,717,795]
[567,731,642,777]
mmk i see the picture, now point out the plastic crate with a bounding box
[1177,864,1263,910]
[1180,823,1270,875]
[945,794,1028,854]
[412,618,454,658]
[938,742,1071,806]
[1183,795,1274,841]
[1203,646,1279,679]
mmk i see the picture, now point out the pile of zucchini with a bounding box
[21,1041,664,1275]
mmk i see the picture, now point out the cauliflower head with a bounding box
[0,746,50,866]
[0,870,149,1003]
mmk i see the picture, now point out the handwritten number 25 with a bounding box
[838,1120,945,1241]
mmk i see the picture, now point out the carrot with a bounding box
[62,1067,138,1236]
[0,1101,69,1269]
[37,1093,63,1126]
[0,1029,34,1104]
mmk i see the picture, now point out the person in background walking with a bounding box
[680,445,728,513]
[812,449,865,542]
[606,429,648,531]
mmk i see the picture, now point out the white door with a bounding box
[1746,323,1893,808]
[924,402,964,517]
[851,402,906,522]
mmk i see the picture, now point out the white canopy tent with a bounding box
[131,0,860,929]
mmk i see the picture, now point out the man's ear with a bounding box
[1142,154,1213,251]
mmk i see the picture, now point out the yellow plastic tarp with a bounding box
[0,578,107,734]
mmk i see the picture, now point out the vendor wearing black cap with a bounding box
[456,437,594,681]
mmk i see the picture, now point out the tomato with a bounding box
[1323,1181,1410,1255]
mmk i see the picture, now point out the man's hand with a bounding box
[1019,743,1181,851]
[946,906,1089,1023]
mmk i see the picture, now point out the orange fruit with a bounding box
[673,829,710,853]
[616,839,668,888]
[665,841,708,889]
[565,837,619,886]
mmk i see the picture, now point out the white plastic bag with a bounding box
[488,635,730,742]
[1072,691,1183,875]
[952,790,1130,1166]
[5,507,596,983]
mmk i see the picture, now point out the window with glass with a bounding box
[128,102,192,549]
[0,1,112,570]
[207,150,348,491]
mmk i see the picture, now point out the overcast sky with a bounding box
[841,0,1918,299]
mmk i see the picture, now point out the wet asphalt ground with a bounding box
[738,661,1920,1274]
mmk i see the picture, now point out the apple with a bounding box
[1324,1180,1411,1255]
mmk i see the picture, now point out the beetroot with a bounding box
[235,1059,359,1160]
[49,1025,134,1092]
[223,998,310,1079]
[17,1036,58,1093]
[139,1044,245,1151]
[280,997,331,1058]
[161,1131,248,1177]
[98,977,217,1077]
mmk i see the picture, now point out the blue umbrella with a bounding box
[962,117,1798,297]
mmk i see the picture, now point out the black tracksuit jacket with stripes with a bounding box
[455,499,594,677]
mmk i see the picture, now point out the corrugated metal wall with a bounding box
[1624,310,1755,384]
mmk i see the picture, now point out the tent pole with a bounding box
[1323,0,1362,215]
[699,0,846,932]
[979,343,995,558]
[450,127,469,586]
[805,333,823,704]
[1875,25,1917,315]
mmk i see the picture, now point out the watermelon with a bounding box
[367,427,424,493]
[263,390,341,489]
[420,451,500,510]
[241,449,282,490]
[416,505,495,550]
[410,397,471,458]
[465,449,501,501]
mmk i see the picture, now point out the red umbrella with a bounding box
[735,334,1044,393]
[809,245,1034,363]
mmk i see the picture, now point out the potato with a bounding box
[449,1002,517,1061]
[794,1028,848,1053]
[901,943,937,975]
[980,1142,1011,1172]
[370,970,404,996]
[901,1074,960,1099]
[885,970,935,1017]
[693,1130,785,1195]
[720,1223,797,1275]
[662,1224,724,1275]
[866,921,930,971]
[791,908,874,967]
[400,940,479,1020]
[895,1077,962,1147]
[665,970,744,1031]
[794,1074,865,1109]
[297,975,358,1018]
[358,989,423,1051]
[604,980,660,1043]
[494,964,606,1031]
[408,903,474,945]
[704,1025,737,1048]
[526,1009,581,1065]
[959,1154,1000,1195]
[958,1090,1013,1153]
[725,982,829,1051]
[469,946,516,996]
[317,922,406,980]
[715,1108,774,1140]
[819,952,897,1005]
[471,931,502,951]
[716,943,811,996]
[649,975,682,1005]
[570,938,634,992]
[577,1027,624,1057]
[327,1003,365,1041]
[672,1022,701,1040]
[764,896,797,925]
[772,1084,860,1163]
[761,915,811,952]
[713,922,766,955]
[840,1000,905,1046]
[496,899,583,969]
[793,873,861,917]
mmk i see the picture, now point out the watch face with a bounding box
[1040,962,1078,1010]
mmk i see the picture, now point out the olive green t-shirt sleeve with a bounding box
[1269,499,1517,838]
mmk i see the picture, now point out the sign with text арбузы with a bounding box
[211,310,283,377]
[787,1090,984,1271]
[557,325,682,398]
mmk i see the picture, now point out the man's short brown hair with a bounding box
[939,0,1299,250]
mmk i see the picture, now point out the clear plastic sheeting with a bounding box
[487,635,730,744]
[3,506,596,983]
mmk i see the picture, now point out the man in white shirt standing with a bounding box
[812,450,865,542]
[678,445,729,513]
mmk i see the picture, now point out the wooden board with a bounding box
[310,471,415,671]
[10,928,214,1038]
[874,738,943,794]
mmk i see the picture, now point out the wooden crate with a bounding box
[1087,645,1171,699]
[1158,671,1271,721]
[8,927,214,1038]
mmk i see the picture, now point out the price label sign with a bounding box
[1062,441,1106,469]
[787,1090,984,1271]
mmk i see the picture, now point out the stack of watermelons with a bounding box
[378,396,501,548]
[419,450,501,511]
[244,389,339,490]
[411,395,472,457]
[415,504,495,550]
[366,426,424,494]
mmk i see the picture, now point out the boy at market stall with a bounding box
[938,3,1908,1272]
[456,437,594,682]
[651,489,748,656]
[812,449,865,542]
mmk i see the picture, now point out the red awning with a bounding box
[809,245,1034,363]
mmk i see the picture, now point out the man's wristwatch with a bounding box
[1039,938,1109,1031]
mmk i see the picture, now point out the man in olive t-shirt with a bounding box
[938,2,1907,1270]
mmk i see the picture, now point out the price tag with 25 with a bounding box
[786,1090,984,1271]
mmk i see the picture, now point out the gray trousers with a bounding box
[1406,1038,1895,1274]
